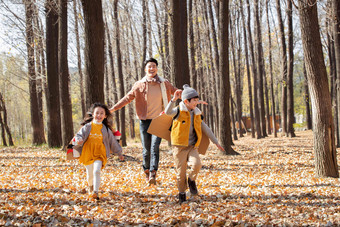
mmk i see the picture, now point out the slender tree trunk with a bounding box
[146,0,152,58]
[163,0,171,80]
[152,0,165,77]
[254,0,267,137]
[81,0,105,108]
[25,0,46,145]
[45,0,62,147]
[0,112,6,146]
[106,22,120,130]
[170,0,190,87]
[298,0,339,178]
[114,0,126,146]
[332,0,340,147]
[276,0,288,136]
[188,0,197,89]
[286,0,295,137]
[73,0,85,117]
[33,3,46,144]
[140,0,147,79]
[266,0,277,137]
[303,63,312,130]
[241,0,254,138]
[247,0,261,139]
[0,93,14,146]
[219,0,238,155]
[59,0,73,148]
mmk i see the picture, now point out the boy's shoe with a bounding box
[188,177,198,195]
[90,192,99,200]
[178,192,186,203]
[144,169,150,183]
[89,185,93,193]
[149,170,157,185]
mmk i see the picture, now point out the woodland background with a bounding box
[0,0,340,225]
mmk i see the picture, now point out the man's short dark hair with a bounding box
[144,58,158,67]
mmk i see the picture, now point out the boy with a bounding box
[164,84,224,203]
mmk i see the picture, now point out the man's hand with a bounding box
[119,155,124,161]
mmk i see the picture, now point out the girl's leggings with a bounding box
[85,160,102,192]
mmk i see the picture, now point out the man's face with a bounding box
[145,62,158,77]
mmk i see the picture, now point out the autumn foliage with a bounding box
[0,131,339,226]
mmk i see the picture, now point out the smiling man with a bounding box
[110,58,179,185]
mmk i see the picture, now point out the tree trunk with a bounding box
[254,0,267,138]
[0,93,14,146]
[332,0,340,147]
[0,112,7,146]
[266,0,277,137]
[59,0,74,148]
[188,0,197,89]
[25,0,45,145]
[246,0,261,139]
[276,0,288,136]
[241,0,254,138]
[81,0,105,108]
[303,63,312,130]
[106,22,120,130]
[297,0,339,178]
[170,0,190,87]
[73,0,86,117]
[114,0,127,146]
[286,0,295,137]
[45,0,62,147]
[140,0,147,79]
[163,0,171,80]
[152,0,165,78]
[219,0,238,155]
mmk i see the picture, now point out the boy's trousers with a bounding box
[172,145,202,193]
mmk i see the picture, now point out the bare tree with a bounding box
[73,0,86,117]
[114,0,126,146]
[81,0,105,107]
[219,0,239,155]
[297,0,339,178]
[45,0,62,147]
[286,0,295,137]
[59,0,73,147]
[170,0,190,87]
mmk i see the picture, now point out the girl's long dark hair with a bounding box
[81,103,113,131]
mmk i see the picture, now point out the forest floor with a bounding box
[0,130,340,226]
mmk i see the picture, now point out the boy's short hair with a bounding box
[186,96,199,102]
[144,58,158,67]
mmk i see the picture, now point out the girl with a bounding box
[74,103,124,200]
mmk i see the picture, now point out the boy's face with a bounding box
[184,98,199,110]
[145,62,158,78]
[93,107,107,123]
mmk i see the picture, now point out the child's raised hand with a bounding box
[198,100,208,105]
[216,143,225,152]
[172,90,182,101]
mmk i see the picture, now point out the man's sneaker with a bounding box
[179,192,186,203]
[149,170,157,185]
[144,170,150,183]
[89,185,93,193]
[188,177,198,195]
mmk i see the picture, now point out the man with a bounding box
[110,58,179,185]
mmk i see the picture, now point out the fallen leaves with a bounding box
[0,131,339,226]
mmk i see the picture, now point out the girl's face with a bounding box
[93,107,107,123]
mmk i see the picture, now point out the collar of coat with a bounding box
[179,101,202,115]
[140,75,165,83]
